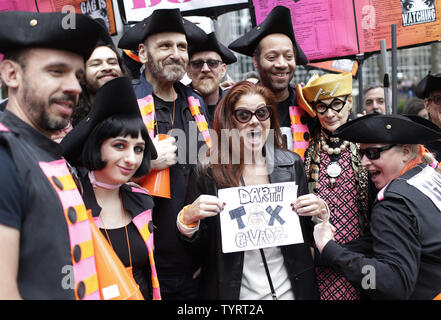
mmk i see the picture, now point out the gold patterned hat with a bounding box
[296,72,353,115]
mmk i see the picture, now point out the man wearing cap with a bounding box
[314,113,441,299]
[415,72,441,128]
[71,19,127,127]
[229,5,316,160]
[186,32,237,124]
[0,11,102,299]
[415,72,441,161]
[118,8,210,299]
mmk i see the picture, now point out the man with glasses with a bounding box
[416,72,441,128]
[229,6,316,160]
[415,72,441,161]
[118,8,210,300]
[187,32,237,124]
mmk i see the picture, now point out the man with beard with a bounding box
[186,32,237,125]
[0,11,102,299]
[229,6,317,160]
[70,19,127,127]
[118,8,210,299]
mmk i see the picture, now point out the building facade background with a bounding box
[215,8,441,113]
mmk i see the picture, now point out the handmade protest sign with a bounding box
[217,182,304,253]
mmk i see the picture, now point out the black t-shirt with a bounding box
[277,94,293,128]
[0,145,26,230]
[100,222,152,299]
[277,90,317,149]
[151,93,202,274]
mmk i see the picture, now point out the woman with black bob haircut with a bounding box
[61,77,161,300]
[81,114,152,178]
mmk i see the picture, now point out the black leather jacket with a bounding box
[183,147,320,300]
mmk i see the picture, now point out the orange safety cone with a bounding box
[140,133,171,199]
[87,210,144,300]
[434,292,441,300]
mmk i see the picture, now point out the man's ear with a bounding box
[219,63,227,79]
[138,43,148,65]
[186,64,194,80]
[252,54,259,69]
[0,60,22,89]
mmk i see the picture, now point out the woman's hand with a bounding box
[181,195,225,226]
[292,194,329,221]
[314,222,336,253]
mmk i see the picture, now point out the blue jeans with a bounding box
[159,272,200,300]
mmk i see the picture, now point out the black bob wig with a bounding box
[81,114,153,178]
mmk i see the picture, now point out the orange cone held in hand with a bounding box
[87,210,144,300]
[140,133,171,199]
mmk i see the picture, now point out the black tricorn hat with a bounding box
[228,6,307,65]
[118,8,206,50]
[333,113,441,144]
[188,32,237,65]
[415,72,441,99]
[61,77,157,166]
[94,18,115,48]
[0,11,102,59]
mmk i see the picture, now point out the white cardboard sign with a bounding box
[217,182,304,253]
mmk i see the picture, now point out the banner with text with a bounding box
[252,0,441,62]
[218,182,304,253]
[121,0,248,22]
[0,0,116,34]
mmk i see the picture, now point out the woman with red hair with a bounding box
[176,81,325,300]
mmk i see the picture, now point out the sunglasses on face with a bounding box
[313,96,348,115]
[189,59,223,70]
[427,94,441,106]
[233,106,272,123]
[359,144,397,160]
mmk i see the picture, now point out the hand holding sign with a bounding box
[218,182,304,253]
[181,195,224,226]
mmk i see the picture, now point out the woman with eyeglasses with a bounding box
[175,81,321,300]
[314,113,441,299]
[293,72,375,300]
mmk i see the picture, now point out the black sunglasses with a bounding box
[427,94,441,106]
[189,59,223,70]
[313,96,348,115]
[359,144,397,160]
[233,106,272,123]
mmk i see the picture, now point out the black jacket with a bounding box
[319,165,441,299]
[183,147,320,300]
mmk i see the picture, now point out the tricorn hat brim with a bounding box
[118,9,206,50]
[61,77,157,166]
[415,72,441,99]
[228,6,307,65]
[188,32,237,65]
[0,11,102,59]
[333,113,441,144]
